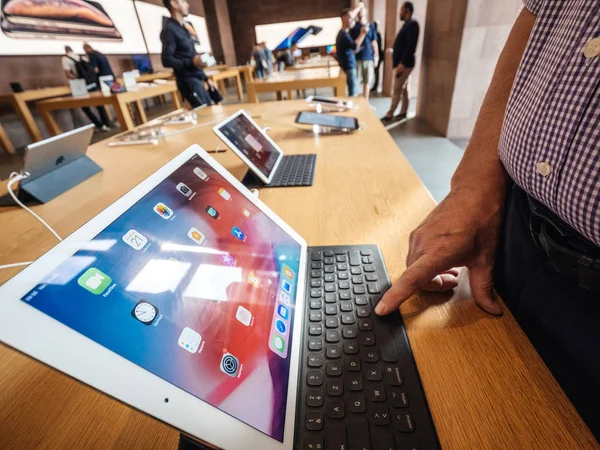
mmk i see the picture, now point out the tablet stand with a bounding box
[311,124,364,135]
[240,169,266,189]
[178,434,214,450]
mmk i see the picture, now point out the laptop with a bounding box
[1,124,100,205]
[0,145,439,450]
[213,110,317,188]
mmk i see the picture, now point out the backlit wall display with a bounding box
[255,17,341,51]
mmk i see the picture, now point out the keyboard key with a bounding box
[363,349,379,363]
[326,317,339,328]
[359,318,373,331]
[368,282,382,294]
[344,340,359,354]
[355,295,368,306]
[339,291,351,300]
[364,265,376,273]
[374,321,399,363]
[337,263,348,271]
[325,273,335,282]
[326,361,342,376]
[372,429,395,450]
[306,389,324,407]
[311,270,322,278]
[367,384,386,402]
[327,380,344,396]
[324,265,335,273]
[311,279,322,288]
[365,273,378,282]
[347,419,371,450]
[354,285,366,294]
[311,262,322,269]
[347,374,363,391]
[306,411,324,431]
[325,304,337,315]
[309,324,323,335]
[338,280,350,290]
[393,412,415,433]
[308,353,324,367]
[307,370,324,386]
[310,300,322,310]
[337,271,349,280]
[385,367,403,386]
[371,405,390,426]
[360,249,372,256]
[310,289,323,298]
[360,332,376,346]
[324,257,335,264]
[326,400,345,419]
[340,301,353,312]
[357,306,370,317]
[342,327,357,338]
[362,255,374,264]
[326,330,340,342]
[325,293,337,303]
[367,367,382,381]
[345,356,361,372]
[324,250,334,257]
[311,251,323,261]
[390,389,409,408]
[326,345,342,359]
[326,423,347,450]
[308,338,323,351]
[349,250,361,266]
[352,275,364,284]
[336,254,347,262]
[350,266,362,275]
[309,311,322,322]
[304,434,323,450]
[348,396,367,414]
[341,313,355,324]
[325,283,336,293]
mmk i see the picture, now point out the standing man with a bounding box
[336,3,368,97]
[382,2,419,121]
[61,46,111,131]
[161,0,217,107]
[351,8,379,99]
[376,0,600,440]
[83,43,115,79]
[261,42,273,76]
[252,43,267,79]
[371,20,384,93]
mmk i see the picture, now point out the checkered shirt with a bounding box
[499,0,600,246]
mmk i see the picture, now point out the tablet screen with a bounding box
[296,111,358,129]
[20,154,301,442]
[215,113,281,180]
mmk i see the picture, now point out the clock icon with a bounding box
[132,300,159,325]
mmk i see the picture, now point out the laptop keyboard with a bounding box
[297,245,440,450]
[268,154,316,187]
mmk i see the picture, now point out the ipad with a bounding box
[295,111,360,130]
[213,110,284,185]
[0,144,307,450]
[305,96,354,109]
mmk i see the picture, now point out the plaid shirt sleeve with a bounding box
[522,0,545,14]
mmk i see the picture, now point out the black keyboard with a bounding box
[296,245,440,450]
[268,154,316,187]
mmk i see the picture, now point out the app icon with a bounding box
[218,188,232,201]
[176,182,193,198]
[122,229,148,251]
[272,335,285,353]
[205,206,219,219]
[248,272,260,288]
[236,305,252,326]
[275,319,287,335]
[242,209,252,218]
[154,202,173,220]
[78,268,112,295]
[132,300,159,325]
[277,304,289,320]
[283,265,294,280]
[221,253,235,266]
[278,291,291,305]
[220,353,240,377]
[178,327,202,353]
[232,226,245,241]
[193,167,209,181]
[281,279,292,294]
[188,228,206,245]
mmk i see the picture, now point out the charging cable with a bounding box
[0,172,62,270]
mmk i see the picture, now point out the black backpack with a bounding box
[67,56,98,87]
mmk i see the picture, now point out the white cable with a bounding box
[0,172,63,270]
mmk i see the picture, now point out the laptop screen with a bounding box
[20,154,301,442]
[215,113,281,180]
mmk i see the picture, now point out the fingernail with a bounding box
[375,303,387,315]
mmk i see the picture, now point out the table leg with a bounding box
[135,100,148,124]
[218,80,226,96]
[287,90,293,100]
[113,98,135,131]
[247,83,258,103]
[276,91,282,101]
[171,92,182,110]
[39,108,62,136]
[0,123,15,154]
[13,96,43,142]
[235,74,244,101]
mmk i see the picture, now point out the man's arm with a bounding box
[399,22,419,68]
[375,9,537,316]
[161,28,197,71]
[371,33,379,65]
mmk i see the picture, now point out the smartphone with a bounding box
[306,96,354,108]
[295,111,360,130]
[1,0,122,41]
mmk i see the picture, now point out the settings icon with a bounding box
[220,353,240,377]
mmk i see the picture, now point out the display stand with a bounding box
[240,169,267,189]
[311,124,364,135]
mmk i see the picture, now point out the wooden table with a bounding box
[136,70,175,83]
[0,122,15,153]
[35,83,182,136]
[0,99,597,450]
[0,86,71,143]
[206,67,244,101]
[231,65,254,84]
[286,58,339,71]
[246,67,346,103]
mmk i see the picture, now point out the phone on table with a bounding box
[295,111,360,131]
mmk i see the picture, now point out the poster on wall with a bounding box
[135,1,211,55]
[0,0,147,55]
[255,17,341,52]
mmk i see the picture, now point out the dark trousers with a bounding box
[82,106,110,128]
[177,77,212,108]
[494,185,600,441]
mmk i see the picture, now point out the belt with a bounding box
[527,193,600,293]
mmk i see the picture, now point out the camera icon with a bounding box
[220,353,240,377]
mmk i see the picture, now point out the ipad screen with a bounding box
[216,114,281,180]
[20,153,301,442]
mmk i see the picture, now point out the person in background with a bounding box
[261,42,273,76]
[376,0,600,439]
[382,2,419,121]
[276,49,294,72]
[252,43,267,79]
[291,44,303,63]
[161,0,218,107]
[83,43,114,79]
[61,46,111,131]
[371,20,384,93]
[335,3,368,97]
[351,7,378,99]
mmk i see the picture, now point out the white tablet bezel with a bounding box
[0,144,307,450]
[305,95,354,109]
[213,110,284,185]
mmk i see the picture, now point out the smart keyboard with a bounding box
[268,154,316,187]
[296,245,440,450]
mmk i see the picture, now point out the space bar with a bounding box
[373,318,398,363]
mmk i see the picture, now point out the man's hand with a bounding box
[360,25,369,36]
[192,55,206,69]
[395,63,406,74]
[206,78,217,89]
[375,187,505,317]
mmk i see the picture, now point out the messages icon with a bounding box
[78,268,112,295]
